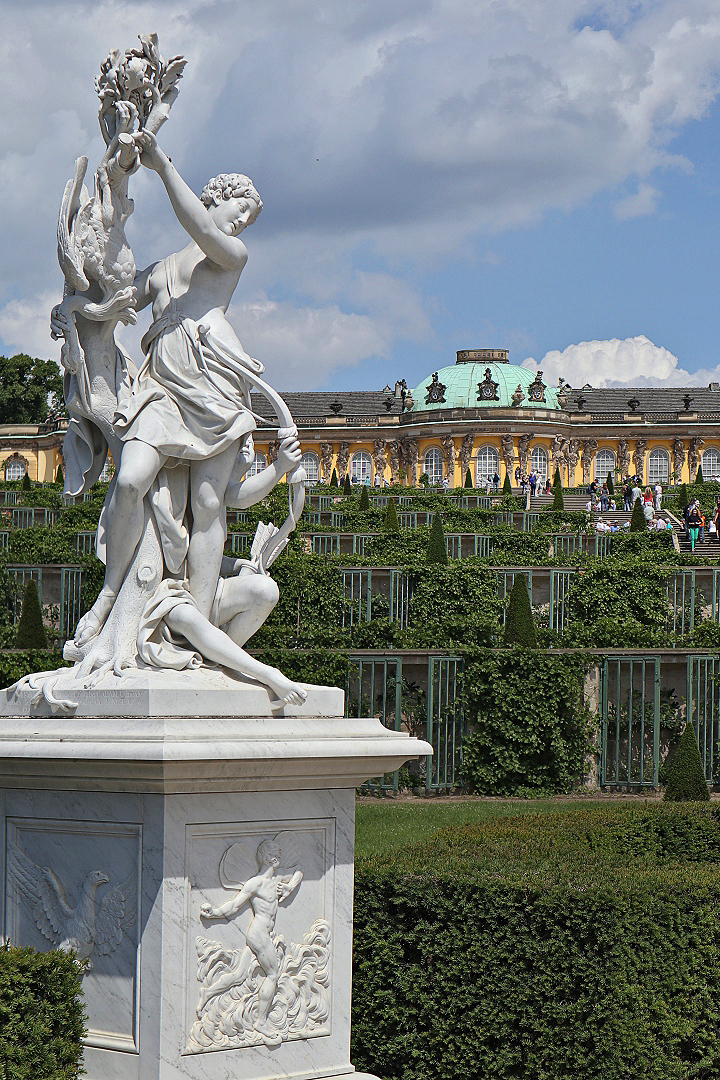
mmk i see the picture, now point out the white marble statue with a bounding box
[16,36,309,711]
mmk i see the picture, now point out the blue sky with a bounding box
[1,1,720,394]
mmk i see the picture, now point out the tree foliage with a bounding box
[696,464,704,484]
[15,579,47,648]
[426,514,447,564]
[630,497,646,531]
[465,469,473,488]
[329,468,338,487]
[383,499,400,532]
[0,354,63,424]
[553,485,564,510]
[503,575,537,647]
[343,474,352,497]
[502,474,512,496]
[359,484,370,512]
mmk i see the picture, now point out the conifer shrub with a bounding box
[465,469,473,488]
[503,575,537,647]
[502,474,512,496]
[329,468,338,487]
[552,484,564,510]
[679,482,689,512]
[343,474,352,497]
[664,723,710,801]
[383,499,400,532]
[606,472,614,495]
[696,464,705,484]
[352,804,720,1080]
[418,472,430,487]
[630,496,646,531]
[15,579,47,648]
[359,484,370,511]
[0,943,86,1079]
[21,471,31,491]
[553,465,562,489]
[426,514,447,565]
[55,465,64,484]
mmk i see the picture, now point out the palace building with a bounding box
[3,347,720,488]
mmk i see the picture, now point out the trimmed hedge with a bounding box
[0,944,85,1079]
[352,803,720,1080]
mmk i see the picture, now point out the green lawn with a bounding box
[355,797,646,857]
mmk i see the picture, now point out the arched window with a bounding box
[530,446,548,482]
[248,451,267,477]
[595,448,616,481]
[475,445,499,483]
[350,451,373,484]
[648,447,670,484]
[4,457,26,481]
[300,451,319,487]
[702,447,720,480]
[423,447,444,486]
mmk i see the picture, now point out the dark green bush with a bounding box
[329,468,338,487]
[464,469,473,488]
[383,499,400,532]
[696,464,704,484]
[460,651,590,794]
[664,723,710,801]
[502,575,537,647]
[352,804,720,1080]
[630,497,646,531]
[0,943,86,1080]
[343,474,352,497]
[425,514,447,565]
[553,484,564,510]
[15,579,47,648]
[502,474,512,496]
[21,472,31,492]
[359,485,370,512]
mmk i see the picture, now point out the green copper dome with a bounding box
[410,349,561,412]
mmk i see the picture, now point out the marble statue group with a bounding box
[21,35,308,710]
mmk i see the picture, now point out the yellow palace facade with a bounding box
[3,347,720,489]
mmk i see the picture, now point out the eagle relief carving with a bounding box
[189,835,331,1052]
[8,841,136,970]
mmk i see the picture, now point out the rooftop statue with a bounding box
[16,35,308,712]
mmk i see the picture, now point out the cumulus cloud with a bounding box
[523,335,720,388]
[1,1,720,383]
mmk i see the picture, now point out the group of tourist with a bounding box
[513,469,553,497]
[683,497,720,551]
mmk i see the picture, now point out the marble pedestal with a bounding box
[0,674,431,1080]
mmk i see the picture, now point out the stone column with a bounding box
[0,674,430,1080]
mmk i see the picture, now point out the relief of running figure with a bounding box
[52,128,306,705]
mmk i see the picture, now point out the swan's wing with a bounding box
[7,842,72,943]
[94,871,137,956]
[219,843,254,890]
[57,157,91,291]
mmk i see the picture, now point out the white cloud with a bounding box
[2,1,720,381]
[613,182,662,219]
[0,290,60,362]
[523,334,720,387]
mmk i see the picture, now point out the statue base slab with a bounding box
[0,684,430,1080]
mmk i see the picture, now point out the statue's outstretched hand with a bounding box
[134,130,166,173]
[276,429,301,474]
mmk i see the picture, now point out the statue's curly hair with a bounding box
[200,173,263,213]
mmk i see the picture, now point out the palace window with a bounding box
[530,446,548,482]
[648,448,670,484]
[4,458,26,481]
[702,447,720,480]
[248,451,267,477]
[595,448,616,481]
[300,452,320,487]
[350,451,373,484]
[475,445,499,483]
[423,447,444,486]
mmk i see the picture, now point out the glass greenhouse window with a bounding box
[300,452,320,487]
[350,451,373,484]
[647,448,669,484]
[423,447,444,485]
